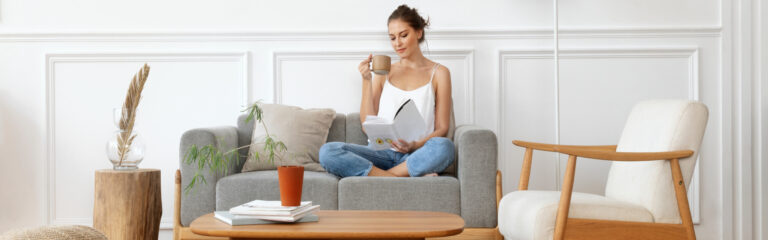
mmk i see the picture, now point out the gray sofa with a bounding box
[179,113,498,228]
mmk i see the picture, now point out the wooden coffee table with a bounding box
[189,210,465,240]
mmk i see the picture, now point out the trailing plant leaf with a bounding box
[183,101,288,195]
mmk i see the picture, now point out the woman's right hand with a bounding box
[358,54,373,81]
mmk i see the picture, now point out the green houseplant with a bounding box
[183,102,305,206]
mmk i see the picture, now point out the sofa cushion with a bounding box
[216,171,339,211]
[326,113,346,143]
[345,113,369,145]
[338,176,460,215]
[242,104,336,172]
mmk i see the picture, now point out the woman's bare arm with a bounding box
[358,55,386,127]
[360,74,385,124]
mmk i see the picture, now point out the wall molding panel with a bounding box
[45,52,250,230]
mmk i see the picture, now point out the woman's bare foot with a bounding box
[423,173,438,177]
[386,161,410,177]
[368,166,397,177]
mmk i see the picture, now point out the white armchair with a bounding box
[498,99,708,240]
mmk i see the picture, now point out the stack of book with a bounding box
[214,200,320,226]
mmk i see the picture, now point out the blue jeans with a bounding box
[318,137,455,177]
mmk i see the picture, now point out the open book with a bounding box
[363,99,426,150]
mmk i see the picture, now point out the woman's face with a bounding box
[388,19,421,58]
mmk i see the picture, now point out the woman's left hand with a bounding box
[391,139,414,153]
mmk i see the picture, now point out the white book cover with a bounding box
[214,211,319,225]
[363,99,426,150]
[234,205,320,222]
[229,200,312,216]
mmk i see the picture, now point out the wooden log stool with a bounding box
[93,169,162,240]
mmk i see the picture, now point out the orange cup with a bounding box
[277,165,305,206]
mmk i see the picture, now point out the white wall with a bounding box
[761,1,768,239]
[751,0,767,239]
[0,0,761,239]
[726,0,767,239]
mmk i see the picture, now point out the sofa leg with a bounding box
[176,169,227,240]
[433,171,503,239]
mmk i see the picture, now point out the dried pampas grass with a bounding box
[117,63,150,166]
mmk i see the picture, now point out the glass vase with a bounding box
[106,130,145,170]
[107,108,145,170]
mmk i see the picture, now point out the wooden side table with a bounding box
[93,169,162,240]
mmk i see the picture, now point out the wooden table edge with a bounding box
[190,211,465,239]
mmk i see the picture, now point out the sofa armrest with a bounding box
[179,126,239,226]
[454,125,498,228]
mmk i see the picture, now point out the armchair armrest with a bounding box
[514,139,693,193]
[555,146,693,161]
[179,126,239,226]
[512,140,692,161]
[512,140,616,152]
[454,125,498,228]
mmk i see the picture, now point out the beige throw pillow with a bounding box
[241,104,336,172]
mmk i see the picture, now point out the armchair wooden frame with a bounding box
[513,140,696,240]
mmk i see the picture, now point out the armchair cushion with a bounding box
[242,104,336,172]
[499,190,653,240]
[606,100,708,223]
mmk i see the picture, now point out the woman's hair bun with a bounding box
[388,4,430,43]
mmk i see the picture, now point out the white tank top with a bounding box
[377,63,439,139]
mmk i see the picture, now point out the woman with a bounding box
[319,4,454,177]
